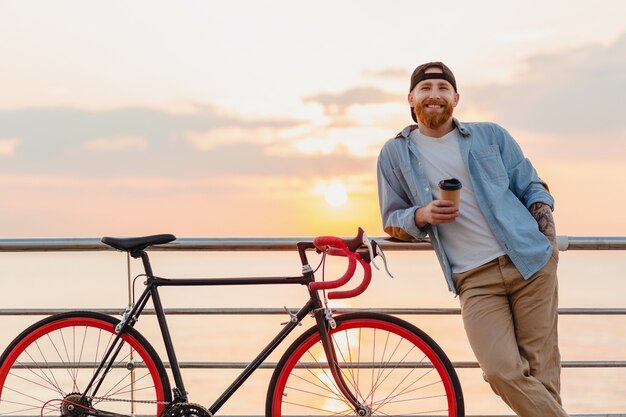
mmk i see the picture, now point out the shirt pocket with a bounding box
[393,163,422,204]
[471,145,509,185]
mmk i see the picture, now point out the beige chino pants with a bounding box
[453,252,569,417]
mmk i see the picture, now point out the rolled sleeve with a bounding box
[377,147,426,241]
[499,127,555,211]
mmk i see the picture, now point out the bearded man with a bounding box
[376,61,568,417]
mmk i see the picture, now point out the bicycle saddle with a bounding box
[101,234,176,254]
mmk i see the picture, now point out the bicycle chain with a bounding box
[89,396,169,405]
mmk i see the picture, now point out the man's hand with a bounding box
[415,200,459,228]
[530,202,558,252]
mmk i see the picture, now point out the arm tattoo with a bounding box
[530,202,557,244]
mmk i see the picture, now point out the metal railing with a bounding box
[0,235,624,417]
[1,235,625,252]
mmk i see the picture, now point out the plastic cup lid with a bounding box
[438,178,462,190]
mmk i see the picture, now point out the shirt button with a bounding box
[425,187,430,191]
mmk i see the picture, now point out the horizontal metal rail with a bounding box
[1,409,624,417]
[9,414,626,417]
[0,235,625,251]
[205,414,626,417]
[1,307,625,316]
[1,307,623,373]
[12,360,626,370]
[174,360,626,369]
[8,414,625,417]
[163,415,626,417]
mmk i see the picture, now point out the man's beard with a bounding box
[414,99,454,129]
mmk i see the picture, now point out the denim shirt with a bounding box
[377,118,554,294]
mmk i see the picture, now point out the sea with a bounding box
[0,248,624,415]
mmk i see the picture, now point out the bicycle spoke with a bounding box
[89,330,115,398]
[371,330,391,402]
[76,326,89,393]
[369,338,404,401]
[373,363,436,411]
[95,381,158,401]
[0,401,57,416]
[96,364,153,402]
[93,347,133,399]
[20,351,63,396]
[1,383,49,406]
[368,329,397,407]
[58,328,76,387]
[282,399,354,416]
[293,354,345,402]
[330,330,363,402]
[284,385,346,402]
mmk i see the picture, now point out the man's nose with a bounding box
[429,88,441,99]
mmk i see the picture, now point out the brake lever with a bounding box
[361,231,380,271]
[374,242,394,278]
[362,231,394,278]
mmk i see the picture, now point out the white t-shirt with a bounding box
[411,128,505,273]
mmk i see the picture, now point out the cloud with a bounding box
[0,105,300,157]
[0,119,375,180]
[304,86,403,116]
[0,105,309,175]
[0,103,395,181]
[362,67,411,79]
[0,173,306,194]
[185,142,375,176]
[185,126,283,151]
[270,137,337,157]
[84,136,147,151]
[0,138,20,156]
[466,32,626,138]
[265,126,397,160]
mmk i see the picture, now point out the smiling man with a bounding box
[376,61,568,417]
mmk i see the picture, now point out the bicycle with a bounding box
[0,228,464,417]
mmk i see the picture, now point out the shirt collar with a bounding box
[395,118,469,139]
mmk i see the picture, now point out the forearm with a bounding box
[530,202,557,247]
[414,207,429,229]
[378,155,427,241]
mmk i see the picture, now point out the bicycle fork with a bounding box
[313,309,371,417]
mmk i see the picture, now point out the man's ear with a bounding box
[453,92,460,107]
[407,92,414,107]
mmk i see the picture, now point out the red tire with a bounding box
[0,311,171,417]
[266,312,463,417]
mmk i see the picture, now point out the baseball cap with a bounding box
[409,61,457,122]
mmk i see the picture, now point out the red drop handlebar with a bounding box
[308,228,373,300]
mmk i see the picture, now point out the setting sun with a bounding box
[323,180,348,207]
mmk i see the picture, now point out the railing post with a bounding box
[126,252,136,415]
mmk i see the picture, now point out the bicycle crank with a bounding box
[160,402,212,417]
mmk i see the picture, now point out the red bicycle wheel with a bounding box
[267,312,463,417]
[0,311,171,417]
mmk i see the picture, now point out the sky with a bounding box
[0,0,625,238]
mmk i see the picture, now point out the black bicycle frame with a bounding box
[83,243,365,416]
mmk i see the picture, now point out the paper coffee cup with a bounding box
[438,178,462,207]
